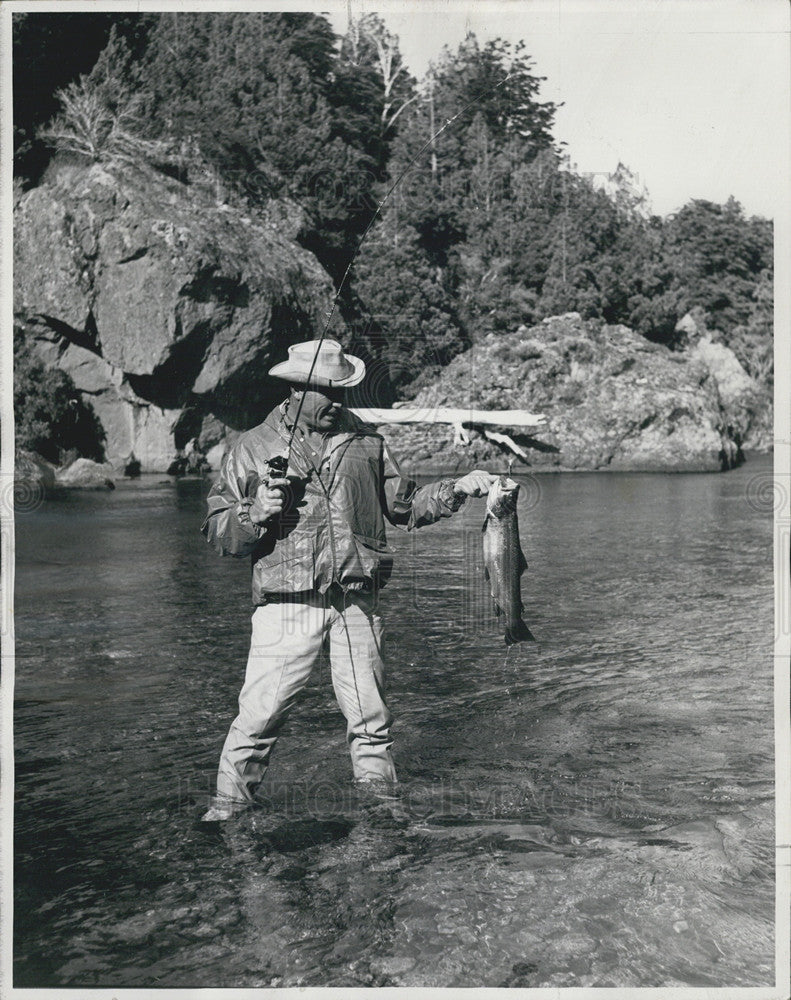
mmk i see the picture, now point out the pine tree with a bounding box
[353,222,468,394]
[13,12,154,182]
[39,27,160,166]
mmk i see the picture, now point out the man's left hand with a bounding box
[454,470,498,497]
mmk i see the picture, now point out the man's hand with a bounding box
[249,478,290,525]
[454,469,498,497]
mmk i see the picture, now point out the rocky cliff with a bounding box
[15,165,772,477]
[376,314,771,475]
[14,161,342,470]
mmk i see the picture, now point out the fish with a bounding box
[482,475,536,645]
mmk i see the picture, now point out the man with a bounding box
[201,339,495,821]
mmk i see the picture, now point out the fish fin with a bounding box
[481,514,489,533]
[483,565,490,581]
[505,620,536,645]
[518,548,528,575]
[493,601,502,617]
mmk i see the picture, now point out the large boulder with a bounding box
[379,314,770,474]
[55,458,116,490]
[14,161,343,470]
[688,335,772,450]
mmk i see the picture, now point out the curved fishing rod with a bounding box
[284,71,514,453]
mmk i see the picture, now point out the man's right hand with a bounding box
[249,478,290,525]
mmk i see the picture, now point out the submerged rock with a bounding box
[370,956,417,977]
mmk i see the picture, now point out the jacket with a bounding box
[201,401,463,603]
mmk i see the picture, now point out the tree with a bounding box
[424,34,558,175]
[139,12,382,284]
[621,198,773,349]
[14,333,105,463]
[537,171,622,319]
[729,268,773,383]
[13,12,155,182]
[661,198,772,334]
[352,223,468,394]
[39,28,161,166]
[360,32,559,316]
[340,14,417,140]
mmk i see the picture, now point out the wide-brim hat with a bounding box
[269,339,366,388]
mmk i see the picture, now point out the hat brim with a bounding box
[269,353,366,388]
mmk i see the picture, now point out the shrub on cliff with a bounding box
[14,333,105,464]
[13,12,155,183]
[38,28,162,167]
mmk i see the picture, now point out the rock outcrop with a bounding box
[14,161,342,471]
[14,450,57,512]
[688,335,772,451]
[375,314,771,475]
[15,164,771,477]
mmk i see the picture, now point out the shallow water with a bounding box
[13,457,775,987]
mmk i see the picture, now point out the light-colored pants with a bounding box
[215,587,397,804]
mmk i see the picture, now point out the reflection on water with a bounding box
[13,459,775,987]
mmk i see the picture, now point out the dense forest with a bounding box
[13,11,772,461]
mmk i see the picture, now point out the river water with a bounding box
[13,457,775,988]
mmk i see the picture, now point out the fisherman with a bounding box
[200,339,495,821]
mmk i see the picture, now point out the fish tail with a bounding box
[505,619,536,645]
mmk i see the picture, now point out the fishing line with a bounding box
[338,590,374,747]
[278,70,516,751]
[271,411,374,740]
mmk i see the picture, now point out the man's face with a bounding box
[291,385,346,432]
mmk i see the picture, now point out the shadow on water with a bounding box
[13,461,775,987]
[257,817,356,853]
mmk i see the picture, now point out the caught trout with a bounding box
[482,476,536,645]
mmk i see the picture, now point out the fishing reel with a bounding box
[263,454,308,521]
[265,454,289,493]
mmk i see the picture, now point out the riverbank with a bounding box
[14,442,774,514]
[14,162,771,477]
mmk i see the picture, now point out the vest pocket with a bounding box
[253,535,315,597]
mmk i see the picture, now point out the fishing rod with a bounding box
[267,71,516,724]
[263,72,520,753]
[281,70,515,458]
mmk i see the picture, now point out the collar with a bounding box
[265,401,362,477]
[272,399,361,439]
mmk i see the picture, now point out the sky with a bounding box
[2,0,787,217]
[327,0,790,220]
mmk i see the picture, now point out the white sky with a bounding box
[328,0,790,220]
